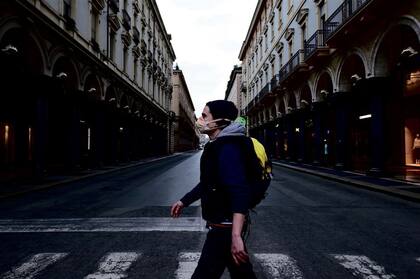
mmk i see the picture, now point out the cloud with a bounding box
[157,0,256,115]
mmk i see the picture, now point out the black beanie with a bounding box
[206,100,238,121]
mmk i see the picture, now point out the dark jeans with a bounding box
[191,227,256,279]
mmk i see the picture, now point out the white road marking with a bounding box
[175,252,201,279]
[254,253,304,279]
[332,254,396,279]
[84,252,141,279]
[1,253,68,279]
[0,217,205,233]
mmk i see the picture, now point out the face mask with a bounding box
[195,117,231,134]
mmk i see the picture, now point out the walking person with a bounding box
[171,100,257,279]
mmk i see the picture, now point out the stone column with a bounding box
[34,96,48,179]
[333,92,351,169]
[311,102,323,165]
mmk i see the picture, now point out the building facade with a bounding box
[171,67,198,152]
[225,65,243,110]
[239,0,420,176]
[0,0,176,181]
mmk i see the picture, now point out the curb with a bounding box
[0,153,188,200]
[273,162,420,203]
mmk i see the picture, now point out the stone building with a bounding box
[225,65,243,111]
[0,0,176,181]
[171,67,198,152]
[239,0,420,177]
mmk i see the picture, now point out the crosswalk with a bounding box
[1,251,416,278]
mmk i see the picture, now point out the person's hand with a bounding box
[170,201,184,218]
[231,235,249,265]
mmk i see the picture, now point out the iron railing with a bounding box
[122,9,131,31]
[325,0,372,40]
[279,50,304,84]
[304,30,326,59]
[133,27,140,44]
[109,0,119,13]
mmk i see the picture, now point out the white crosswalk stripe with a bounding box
[175,252,201,279]
[254,253,304,279]
[84,252,141,279]
[1,253,68,279]
[332,254,396,279]
[1,251,417,278]
[0,217,205,233]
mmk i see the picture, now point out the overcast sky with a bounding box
[156,0,257,117]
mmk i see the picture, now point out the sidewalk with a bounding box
[273,160,420,203]
[0,153,189,200]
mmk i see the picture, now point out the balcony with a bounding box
[132,46,140,59]
[90,39,100,52]
[121,32,131,48]
[122,9,131,31]
[109,0,119,13]
[64,15,76,31]
[279,50,307,84]
[132,0,140,15]
[240,81,247,92]
[108,14,120,33]
[270,74,279,90]
[304,30,330,63]
[133,27,140,45]
[91,0,105,13]
[324,0,373,45]
[141,39,147,54]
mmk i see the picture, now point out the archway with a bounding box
[315,71,335,166]
[339,54,369,171]
[0,28,44,180]
[300,84,314,162]
[375,23,420,172]
[104,86,119,164]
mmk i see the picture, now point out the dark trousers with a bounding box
[191,227,256,279]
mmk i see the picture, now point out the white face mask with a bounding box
[195,117,231,134]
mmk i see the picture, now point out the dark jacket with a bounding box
[180,123,253,223]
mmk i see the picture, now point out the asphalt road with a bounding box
[0,152,419,278]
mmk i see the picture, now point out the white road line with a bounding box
[254,253,304,279]
[84,252,141,279]
[1,253,68,279]
[0,217,205,233]
[332,254,396,279]
[175,252,201,279]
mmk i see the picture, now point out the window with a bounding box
[272,63,275,78]
[134,60,138,82]
[265,33,268,51]
[63,0,72,18]
[109,32,116,61]
[91,12,99,42]
[318,2,326,29]
[277,4,283,30]
[301,23,306,49]
[123,47,128,72]
[271,23,275,42]
[279,53,283,68]
[288,40,293,59]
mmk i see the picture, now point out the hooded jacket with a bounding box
[180,123,253,224]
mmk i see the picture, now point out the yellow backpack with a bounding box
[249,137,272,208]
[251,137,272,180]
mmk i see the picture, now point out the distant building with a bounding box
[171,67,199,152]
[239,0,420,176]
[225,65,243,112]
[0,0,176,181]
